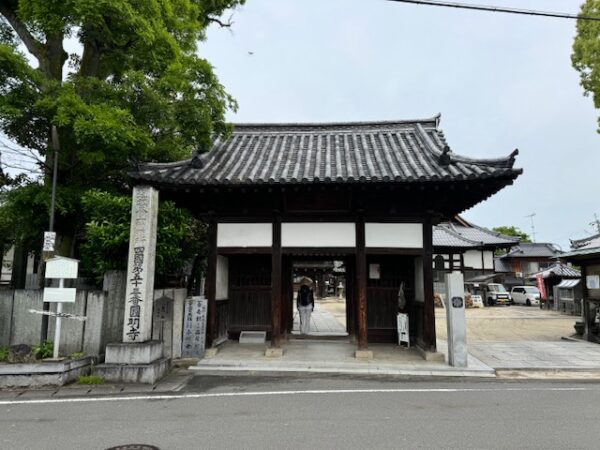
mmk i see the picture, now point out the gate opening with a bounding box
[289,257,349,338]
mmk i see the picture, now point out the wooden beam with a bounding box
[271,216,282,348]
[206,219,218,347]
[355,215,368,350]
[422,217,436,351]
[582,265,590,339]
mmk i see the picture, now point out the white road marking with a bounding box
[0,387,594,406]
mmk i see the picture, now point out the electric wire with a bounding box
[386,0,600,21]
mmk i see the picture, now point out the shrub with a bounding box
[0,347,8,362]
[77,375,104,385]
[32,340,54,359]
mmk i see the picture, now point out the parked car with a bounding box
[464,282,484,308]
[484,283,512,306]
[510,286,540,306]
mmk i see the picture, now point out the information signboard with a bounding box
[182,296,208,358]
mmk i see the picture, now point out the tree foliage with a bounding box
[492,226,531,243]
[573,0,600,131]
[0,0,242,280]
[80,190,206,283]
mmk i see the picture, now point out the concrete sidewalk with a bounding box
[469,339,600,378]
[0,368,192,401]
[189,339,495,378]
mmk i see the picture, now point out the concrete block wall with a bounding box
[0,271,188,360]
[0,290,14,347]
[151,288,186,359]
[10,290,43,346]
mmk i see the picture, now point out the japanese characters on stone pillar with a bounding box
[123,185,159,343]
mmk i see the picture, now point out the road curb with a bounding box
[496,368,600,379]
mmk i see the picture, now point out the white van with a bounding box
[510,286,540,306]
[484,283,512,306]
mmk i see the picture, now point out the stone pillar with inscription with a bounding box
[95,185,170,384]
[122,185,159,343]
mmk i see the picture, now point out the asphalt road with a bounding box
[2,376,600,450]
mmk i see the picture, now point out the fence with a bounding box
[0,271,187,360]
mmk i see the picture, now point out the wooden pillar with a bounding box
[355,216,368,350]
[423,217,436,351]
[271,216,282,348]
[206,218,218,347]
[582,265,590,339]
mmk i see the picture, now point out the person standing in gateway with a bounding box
[297,284,314,335]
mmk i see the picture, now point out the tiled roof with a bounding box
[132,117,522,186]
[528,263,581,279]
[501,243,562,259]
[571,233,600,250]
[439,223,519,247]
[563,233,600,259]
[494,258,512,273]
[433,226,479,248]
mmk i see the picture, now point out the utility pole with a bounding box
[525,213,536,243]
[40,125,60,344]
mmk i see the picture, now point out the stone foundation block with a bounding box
[94,357,171,384]
[355,350,374,360]
[265,347,283,358]
[204,347,219,358]
[105,341,163,365]
[0,357,93,388]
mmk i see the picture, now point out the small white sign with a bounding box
[43,287,76,303]
[369,263,381,280]
[45,256,79,279]
[43,232,56,252]
[587,275,600,290]
[397,313,409,347]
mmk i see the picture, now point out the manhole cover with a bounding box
[106,445,160,450]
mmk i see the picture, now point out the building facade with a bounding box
[131,117,521,355]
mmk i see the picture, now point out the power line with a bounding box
[386,0,600,21]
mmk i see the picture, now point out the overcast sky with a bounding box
[199,0,600,249]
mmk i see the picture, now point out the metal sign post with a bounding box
[42,256,79,359]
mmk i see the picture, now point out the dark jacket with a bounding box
[297,285,314,310]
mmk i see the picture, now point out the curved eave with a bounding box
[130,167,522,188]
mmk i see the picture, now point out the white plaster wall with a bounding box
[216,255,229,300]
[463,250,483,269]
[483,251,494,270]
[217,223,272,247]
[365,223,423,248]
[281,223,355,247]
[414,257,424,303]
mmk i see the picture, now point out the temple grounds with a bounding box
[436,305,577,342]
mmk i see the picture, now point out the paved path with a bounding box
[193,339,494,377]
[469,340,600,372]
[292,299,347,336]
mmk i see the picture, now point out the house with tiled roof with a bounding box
[496,242,562,279]
[562,233,600,342]
[432,218,519,287]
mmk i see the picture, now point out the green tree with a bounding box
[0,0,242,280]
[573,0,600,131]
[492,226,531,243]
[80,190,207,284]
